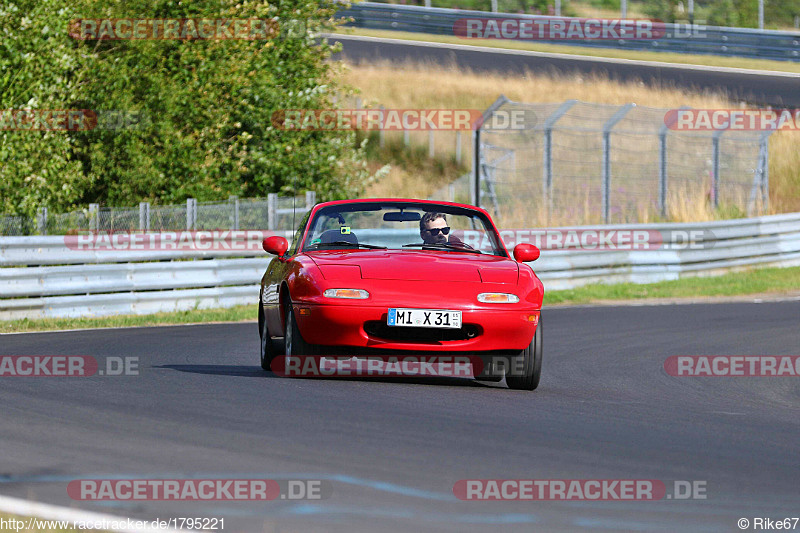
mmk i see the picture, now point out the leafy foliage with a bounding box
[1,0,374,216]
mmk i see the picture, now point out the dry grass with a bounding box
[343,61,799,222]
[342,60,735,110]
[769,130,800,214]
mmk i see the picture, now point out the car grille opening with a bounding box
[363,321,482,343]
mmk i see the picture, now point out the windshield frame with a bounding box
[297,200,509,258]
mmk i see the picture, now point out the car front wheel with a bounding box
[259,311,275,371]
[505,316,542,391]
[284,301,318,358]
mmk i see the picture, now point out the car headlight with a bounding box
[323,288,370,299]
[477,292,519,303]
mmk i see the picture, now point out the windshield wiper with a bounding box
[402,243,482,254]
[308,241,387,250]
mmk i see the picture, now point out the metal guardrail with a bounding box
[1,214,799,320]
[339,2,800,62]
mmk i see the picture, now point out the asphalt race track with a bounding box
[1,301,799,532]
[329,35,800,108]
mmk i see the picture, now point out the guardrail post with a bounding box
[139,202,150,231]
[229,196,239,230]
[602,103,635,223]
[36,207,48,235]
[305,190,316,210]
[89,203,99,232]
[186,198,197,230]
[711,130,724,209]
[455,131,462,163]
[542,100,577,221]
[490,0,497,12]
[267,193,277,231]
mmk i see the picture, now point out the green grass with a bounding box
[0,305,255,334]
[2,266,798,334]
[545,265,800,304]
[333,27,800,74]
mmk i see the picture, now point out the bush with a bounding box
[0,0,376,217]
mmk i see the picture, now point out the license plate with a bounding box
[387,308,462,329]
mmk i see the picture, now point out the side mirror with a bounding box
[263,236,289,257]
[513,243,540,262]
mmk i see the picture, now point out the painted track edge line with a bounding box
[0,494,182,533]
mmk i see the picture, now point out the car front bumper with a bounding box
[293,303,539,352]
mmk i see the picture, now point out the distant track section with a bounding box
[329,34,800,107]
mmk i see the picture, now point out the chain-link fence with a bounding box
[471,97,771,227]
[0,192,316,236]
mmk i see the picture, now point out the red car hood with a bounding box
[308,250,519,284]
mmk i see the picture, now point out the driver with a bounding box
[420,212,465,246]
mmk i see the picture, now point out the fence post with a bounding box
[229,195,239,230]
[472,128,480,207]
[139,202,150,231]
[542,100,577,221]
[186,198,196,230]
[379,105,385,148]
[89,203,99,232]
[658,132,668,218]
[267,193,277,231]
[455,131,462,163]
[601,104,635,224]
[473,96,510,209]
[711,129,724,209]
[404,129,410,146]
[305,190,316,210]
[36,207,48,235]
[759,132,772,213]
[429,130,435,158]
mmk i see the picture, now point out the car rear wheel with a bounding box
[505,317,542,391]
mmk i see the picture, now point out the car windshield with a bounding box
[301,202,507,256]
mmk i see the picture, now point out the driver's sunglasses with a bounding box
[426,227,450,236]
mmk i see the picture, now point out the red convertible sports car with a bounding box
[258,198,544,390]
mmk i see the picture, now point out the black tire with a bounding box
[505,316,543,391]
[474,356,505,382]
[259,310,275,371]
[284,301,317,357]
